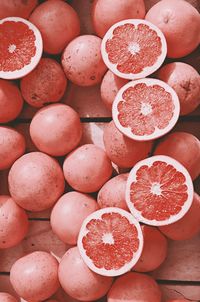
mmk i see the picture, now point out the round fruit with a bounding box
[0,17,42,79]
[10,251,59,301]
[62,35,107,86]
[0,0,38,19]
[78,207,143,276]
[0,293,18,302]
[92,0,146,38]
[63,144,113,193]
[0,80,23,123]
[20,58,67,108]
[107,272,162,302]
[167,300,189,302]
[133,225,168,272]
[126,155,194,226]
[51,191,99,245]
[154,132,200,180]
[100,70,129,111]
[103,121,153,168]
[113,78,180,141]
[58,247,113,301]
[144,0,200,12]
[8,152,65,211]
[159,192,200,240]
[145,0,200,58]
[30,104,82,156]
[0,195,29,249]
[97,173,129,211]
[29,0,80,54]
[101,19,167,80]
[157,62,200,115]
[0,126,26,170]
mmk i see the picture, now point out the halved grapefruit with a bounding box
[78,207,143,277]
[0,17,43,79]
[113,78,180,141]
[126,155,193,226]
[101,19,167,80]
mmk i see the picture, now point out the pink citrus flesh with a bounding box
[113,78,180,141]
[0,17,43,79]
[126,155,194,226]
[78,207,143,277]
[101,19,167,80]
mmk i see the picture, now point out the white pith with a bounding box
[128,42,140,55]
[151,183,162,196]
[140,102,152,116]
[8,44,16,53]
[102,233,114,245]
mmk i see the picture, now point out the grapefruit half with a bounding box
[101,19,167,80]
[126,155,193,226]
[113,78,180,141]
[78,207,143,277]
[0,17,43,79]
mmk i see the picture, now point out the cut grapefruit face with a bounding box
[126,155,194,226]
[113,78,180,141]
[101,19,167,80]
[78,207,143,277]
[0,17,43,79]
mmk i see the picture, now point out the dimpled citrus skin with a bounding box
[29,0,80,54]
[157,62,200,115]
[10,251,59,302]
[145,0,200,58]
[58,247,113,301]
[0,126,26,171]
[62,35,107,87]
[63,144,113,193]
[0,293,18,302]
[30,104,82,156]
[144,0,200,12]
[0,80,23,123]
[92,0,146,38]
[0,0,38,19]
[103,121,153,168]
[8,152,65,211]
[154,132,200,180]
[0,195,29,249]
[51,191,99,245]
[20,58,67,108]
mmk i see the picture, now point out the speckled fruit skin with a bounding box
[10,251,59,302]
[159,192,200,240]
[103,121,153,168]
[8,152,65,211]
[62,35,107,87]
[167,300,190,302]
[0,0,38,19]
[30,104,82,156]
[145,0,200,12]
[58,247,113,301]
[63,144,113,193]
[0,80,23,123]
[0,293,18,302]
[97,173,129,211]
[133,225,168,272]
[0,126,26,171]
[145,0,200,58]
[51,191,99,245]
[108,272,162,302]
[0,195,29,249]
[154,132,200,180]
[157,62,200,115]
[20,58,67,108]
[92,0,146,38]
[29,0,80,54]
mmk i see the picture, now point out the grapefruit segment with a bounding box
[78,207,143,277]
[0,17,43,79]
[113,78,180,141]
[126,155,194,226]
[101,19,167,80]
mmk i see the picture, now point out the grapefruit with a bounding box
[0,293,17,302]
[112,78,180,141]
[78,207,143,277]
[0,0,38,19]
[101,19,167,80]
[126,155,194,226]
[0,17,43,79]
[167,300,190,302]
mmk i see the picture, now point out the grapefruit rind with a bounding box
[112,78,180,141]
[126,155,194,226]
[101,19,167,80]
[0,17,43,80]
[78,207,143,277]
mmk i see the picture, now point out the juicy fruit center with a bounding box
[8,44,16,53]
[128,42,140,55]
[151,182,162,195]
[141,102,152,116]
[102,233,114,244]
